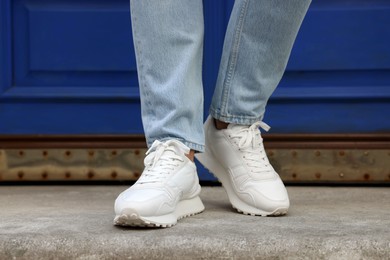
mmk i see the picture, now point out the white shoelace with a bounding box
[229,121,273,174]
[137,140,190,184]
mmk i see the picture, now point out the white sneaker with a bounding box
[114,140,204,227]
[196,116,289,216]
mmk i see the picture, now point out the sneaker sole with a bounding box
[196,149,288,217]
[114,196,204,228]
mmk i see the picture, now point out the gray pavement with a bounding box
[0,185,389,259]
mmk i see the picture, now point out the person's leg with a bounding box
[114,0,205,228]
[211,0,311,125]
[197,0,311,216]
[131,0,205,153]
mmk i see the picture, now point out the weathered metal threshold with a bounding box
[0,134,389,184]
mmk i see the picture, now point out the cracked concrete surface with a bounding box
[0,186,389,259]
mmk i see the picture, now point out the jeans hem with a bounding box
[209,107,264,126]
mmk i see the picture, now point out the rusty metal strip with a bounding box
[0,134,389,183]
[0,148,389,183]
[267,149,390,183]
[0,148,146,181]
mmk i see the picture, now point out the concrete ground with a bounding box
[0,186,389,260]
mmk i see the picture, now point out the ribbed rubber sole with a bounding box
[114,196,205,228]
[196,149,288,217]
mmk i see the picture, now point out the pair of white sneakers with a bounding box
[114,117,290,228]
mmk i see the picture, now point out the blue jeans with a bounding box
[130,0,311,152]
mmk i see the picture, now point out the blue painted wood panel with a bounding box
[1,0,389,137]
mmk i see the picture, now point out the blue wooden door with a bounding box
[1,0,143,134]
[1,0,390,179]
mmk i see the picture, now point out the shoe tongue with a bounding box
[164,140,189,155]
[161,147,179,157]
[227,123,262,148]
[227,123,249,131]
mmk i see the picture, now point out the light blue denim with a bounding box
[130,0,311,152]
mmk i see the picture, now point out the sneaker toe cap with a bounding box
[241,178,290,211]
[115,188,174,216]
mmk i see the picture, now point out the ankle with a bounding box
[186,150,195,162]
[214,118,229,130]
